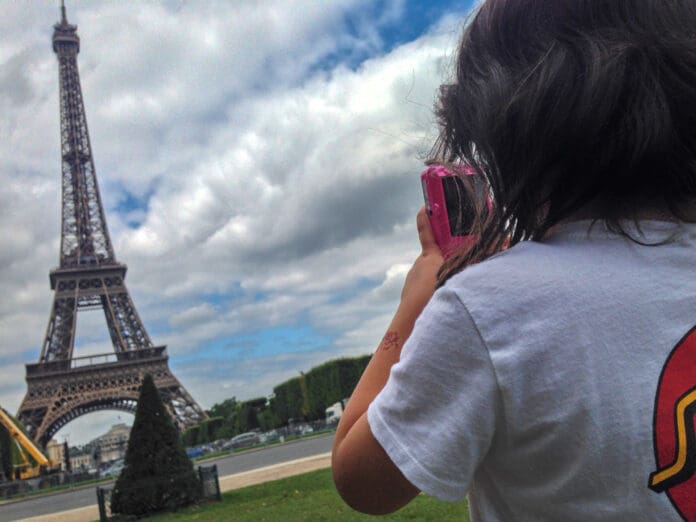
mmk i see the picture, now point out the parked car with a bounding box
[223,432,260,450]
[210,439,227,451]
[103,459,125,478]
[186,446,203,458]
[260,430,280,444]
[288,422,314,436]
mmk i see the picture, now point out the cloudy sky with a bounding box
[0,0,475,445]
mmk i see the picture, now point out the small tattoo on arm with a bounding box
[378,331,400,352]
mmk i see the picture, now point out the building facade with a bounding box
[45,439,65,471]
[95,423,131,465]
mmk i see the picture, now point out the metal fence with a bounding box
[96,484,113,522]
[199,464,221,502]
[0,470,96,500]
[96,464,220,521]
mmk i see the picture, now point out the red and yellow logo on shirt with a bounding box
[649,326,696,519]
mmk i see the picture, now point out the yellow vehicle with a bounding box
[0,408,60,480]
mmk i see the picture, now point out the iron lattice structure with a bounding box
[17,6,207,447]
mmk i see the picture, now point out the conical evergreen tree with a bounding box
[110,374,201,516]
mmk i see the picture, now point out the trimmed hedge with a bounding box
[272,355,370,424]
[187,355,371,445]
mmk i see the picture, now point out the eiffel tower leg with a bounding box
[158,376,209,431]
[102,282,153,353]
[40,284,78,362]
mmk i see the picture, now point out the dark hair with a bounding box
[433,0,696,284]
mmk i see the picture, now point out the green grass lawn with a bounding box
[142,468,470,521]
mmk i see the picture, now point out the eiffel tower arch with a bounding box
[17,4,207,447]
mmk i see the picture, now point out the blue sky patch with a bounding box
[380,0,473,53]
[175,325,333,364]
[115,188,154,228]
[312,0,472,73]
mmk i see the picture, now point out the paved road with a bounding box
[0,433,334,522]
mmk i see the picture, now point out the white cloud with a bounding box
[0,0,467,445]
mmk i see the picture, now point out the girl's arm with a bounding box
[332,207,443,515]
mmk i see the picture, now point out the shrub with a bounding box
[110,374,201,517]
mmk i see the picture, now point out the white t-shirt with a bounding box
[368,219,696,521]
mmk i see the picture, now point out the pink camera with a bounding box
[421,164,488,259]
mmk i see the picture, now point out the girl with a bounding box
[332,1,696,520]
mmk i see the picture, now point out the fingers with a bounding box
[416,206,440,255]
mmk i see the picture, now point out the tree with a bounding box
[205,417,225,441]
[63,441,71,473]
[208,398,237,420]
[196,420,209,446]
[182,425,199,448]
[257,407,280,431]
[110,374,201,516]
[0,424,11,480]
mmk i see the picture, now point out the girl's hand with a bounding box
[398,206,444,318]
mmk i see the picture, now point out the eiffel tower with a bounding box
[17,4,207,447]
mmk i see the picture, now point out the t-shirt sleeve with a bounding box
[367,286,502,502]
